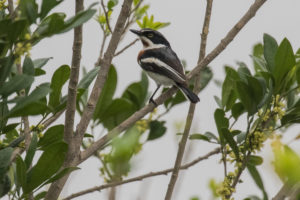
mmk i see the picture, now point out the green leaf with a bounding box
[248,155,263,166]
[236,81,256,115]
[198,67,213,91]
[231,102,245,120]
[100,98,135,130]
[0,174,11,197]
[33,57,52,68]
[58,7,97,34]
[7,83,51,117]
[0,74,34,97]
[0,102,8,131]
[40,0,63,19]
[0,147,13,180]
[273,38,295,93]
[221,128,239,160]
[247,76,264,106]
[108,0,119,10]
[93,66,117,122]
[190,133,210,141]
[247,164,268,200]
[214,109,229,145]
[78,66,100,89]
[36,167,80,191]
[23,56,35,76]
[147,120,166,141]
[263,33,278,72]
[34,191,47,200]
[38,125,64,149]
[24,133,38,169]
[25,142,68,193]
[35,68,46,76]
[0,55,15,86]
[222,67,239,110]
[6,19,27,43]
[122,73,148,110]
[16,155,27,189]
[49,65,70,108]
[0,123,19,134]
[19,0,38,24]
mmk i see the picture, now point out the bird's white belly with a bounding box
[146,71,174,86]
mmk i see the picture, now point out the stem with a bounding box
[164,1,213,199]
[63,148,220,200]
[44,0,84,199]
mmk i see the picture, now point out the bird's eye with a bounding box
[147,33,154,38]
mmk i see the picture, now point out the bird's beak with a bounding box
[130,29,141,36]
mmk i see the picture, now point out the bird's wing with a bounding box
[139,47,186,83]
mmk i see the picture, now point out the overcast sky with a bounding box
[20,0,300,199]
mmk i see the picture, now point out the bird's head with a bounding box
[130,28,170,49]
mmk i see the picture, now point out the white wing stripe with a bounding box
[140,57,186,82]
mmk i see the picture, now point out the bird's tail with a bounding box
[176,83,200,103]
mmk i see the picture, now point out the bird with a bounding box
[130,28,200,105]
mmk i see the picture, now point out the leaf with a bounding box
[198,67,213,91]
[108,0,119,10]
[0,102,8,131]
[231,102,245,120]
[0,55,15,86]
[222,67,239,110]
[221,128,239,160]
[263,33,278,72]
[248,155,263,166]
[100,98,135,130]
[34,191,47,200]
[7,83,51,117]
[247,164,268,200]
[40,0,63,19]
[214,109,229,145]
[0,174,11,197]
[24,133,38,169]
[93,66,117,122]
[190,133,210,141]
[147,120,166,141]
[16,155,27,189]
[0,74,34,97]
[18,0,38,24]
[273,38,295,93]
[0,147,13,180]
[38,125,64,149]
[236,81,256,115]
[78,66,100,89]
[24,142,68,193]
[58,7,97,34]
[23,56,35,76]
[33,57,52,68]
[49,65,70,108]
[35,167,80,191]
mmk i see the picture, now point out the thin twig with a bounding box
[101,0,113,34]
[164,1,213,199]
[114,38,139,57]
[42,109,65,129]
[79,0,268,164]
[63,148,220,200]
[44,0,84,199]
[7,0,14,18]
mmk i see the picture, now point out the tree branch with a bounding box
[63,148,220,200]
[44,0,84,199]
[79,0,267,164]
[101,0,113,34]
[7,0,14,18]
[114,38,139,57]
[164,0,213,199]
[75,0,133,149]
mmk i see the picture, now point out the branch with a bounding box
[7,0,14,18]
[187,0,267,79]
[42,109,65,129]
[44,0,84,199]
[114,38,139,57]
[75,0,133,148]
[79,0,267,164]
[101,0,113,34]
[63,148,220,200]
[164,0,213,199]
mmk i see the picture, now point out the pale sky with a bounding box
[14,0,300,199]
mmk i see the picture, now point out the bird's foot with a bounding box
[149,98,158,106]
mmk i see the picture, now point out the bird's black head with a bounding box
[130,28,170,48]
